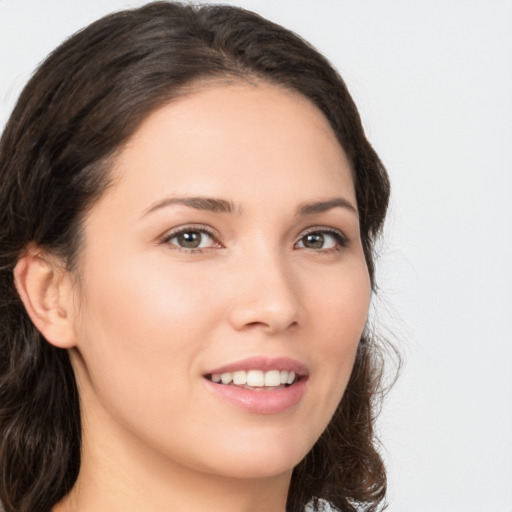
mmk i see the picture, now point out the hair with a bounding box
[0,3,391,512]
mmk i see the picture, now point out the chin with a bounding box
[211,456,299,480]
[195,431,313,480]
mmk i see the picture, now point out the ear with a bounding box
[14,249,77,348]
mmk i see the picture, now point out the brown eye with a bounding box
[302,233,325,249]
[165,228,217,250]
[176,231,202,248]
[296,230,345,250]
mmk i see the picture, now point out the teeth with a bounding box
[210,369,297,387]
[247,370,264,387]
[264,370,281,386]
[220,372,232,385]
[232,371,247,385]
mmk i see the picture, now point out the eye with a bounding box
[162,227,220,251]
[295,229,346,251]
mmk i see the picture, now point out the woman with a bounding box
[0,2,390,512]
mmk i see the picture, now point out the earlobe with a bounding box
[14,251,77,349]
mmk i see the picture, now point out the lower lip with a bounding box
[204,377,308,415]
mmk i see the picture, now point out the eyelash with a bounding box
[160,224,220,253]
[295,227,348,252]
[160,225,348,253]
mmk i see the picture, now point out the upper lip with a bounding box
[205,356,309,377]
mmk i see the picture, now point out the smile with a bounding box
[206,369,297,389]
[203,357,308,414]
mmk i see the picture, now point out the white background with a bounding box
[1,1,511,511]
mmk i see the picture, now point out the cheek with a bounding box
[71,255,222,416]
[309,252,371,341]
[304,257,371,413]
[70,258,231,471]
[78,251,220,346]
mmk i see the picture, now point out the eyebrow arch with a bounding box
[141,196,239,217]
[297,197,358,217]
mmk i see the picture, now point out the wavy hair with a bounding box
[0,3,391,511]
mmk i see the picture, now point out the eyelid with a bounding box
[160,224,222,249]
[295,226,348,249]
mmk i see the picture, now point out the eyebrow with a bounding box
[141,195,357,218]
[297,197,358,217]
[141,196,238,217]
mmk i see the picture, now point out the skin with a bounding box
[19,83,371,512]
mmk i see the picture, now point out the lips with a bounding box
[205,356,308,378]
[203,356,309,414]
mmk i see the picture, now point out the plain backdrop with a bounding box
[1,1,511,511]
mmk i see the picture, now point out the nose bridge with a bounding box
[228,241,301,333]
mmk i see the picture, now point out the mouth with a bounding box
[204,369,300,390]
[203,356,308,391]
[203,357,308,414]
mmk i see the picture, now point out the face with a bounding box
[68,83,371,480]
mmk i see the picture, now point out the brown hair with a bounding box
[0,3,391,511]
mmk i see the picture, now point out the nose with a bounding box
[227,250,301,334]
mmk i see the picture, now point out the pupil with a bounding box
[178,231,201,248]
[305,233,324,249]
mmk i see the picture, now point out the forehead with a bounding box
[104,82,355,213]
